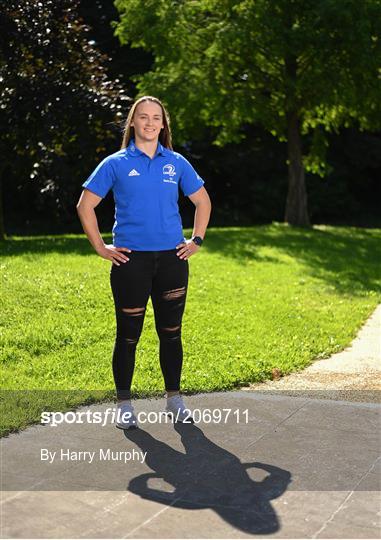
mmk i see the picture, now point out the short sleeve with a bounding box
[178,155,205,196]
[82,157,116,198]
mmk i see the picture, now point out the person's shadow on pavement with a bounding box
[125,422,291,535]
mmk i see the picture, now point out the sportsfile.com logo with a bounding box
[40,408,181,427]
[40,408,249,426]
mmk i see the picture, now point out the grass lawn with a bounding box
[1,223,380,435]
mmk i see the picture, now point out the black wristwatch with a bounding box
[191,236,203,247]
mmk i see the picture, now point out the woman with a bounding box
[77,96,212,429]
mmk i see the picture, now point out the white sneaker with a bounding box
[116,402,138,430]
[165,394,194,423]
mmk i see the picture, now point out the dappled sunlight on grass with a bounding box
[204,223,381,295]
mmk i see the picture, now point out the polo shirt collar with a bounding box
[157,141,168,156]
[126,139,169,157]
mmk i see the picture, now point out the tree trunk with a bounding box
[285,111,310,227]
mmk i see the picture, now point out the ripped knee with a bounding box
[161,325,181,332]
[121,306,146,317]
[162,287,186,301]
[158,325,182,340]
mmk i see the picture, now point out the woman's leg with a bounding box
[151,250,189,393]
[110,252,153,401]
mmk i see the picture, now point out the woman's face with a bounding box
[131,101,164,143]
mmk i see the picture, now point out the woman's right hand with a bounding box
[96,244,131,266]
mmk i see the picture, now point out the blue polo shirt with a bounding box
[82,139,205,250]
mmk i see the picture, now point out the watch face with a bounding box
[193,236,203,246]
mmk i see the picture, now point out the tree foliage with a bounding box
[114,0,381,225]
[0,0,131,236]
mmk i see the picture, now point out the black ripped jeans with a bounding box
[110,249,189,400]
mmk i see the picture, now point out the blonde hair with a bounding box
[121,96,173,150]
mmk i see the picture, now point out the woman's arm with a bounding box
[176,187,212,259]
[76,189,131,266]
[188,186,212,240]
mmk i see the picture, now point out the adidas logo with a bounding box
[128,169,140,176]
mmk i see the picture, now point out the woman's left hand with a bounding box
[176,239,200,260]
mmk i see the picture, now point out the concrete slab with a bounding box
[1,391,380,538]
